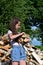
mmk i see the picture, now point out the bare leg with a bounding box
[20,60,26,65]
[12,62,18,65]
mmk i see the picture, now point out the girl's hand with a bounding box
[21,32,25,35]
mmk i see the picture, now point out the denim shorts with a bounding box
[11,45,26,62]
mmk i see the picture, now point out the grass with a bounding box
[35,46,43,51]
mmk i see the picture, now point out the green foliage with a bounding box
[35,46,43,51]
[0,0,43,45]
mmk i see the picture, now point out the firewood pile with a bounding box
[0,33,43,65]
[0,33,30,62]
[17,33,31,44]
[24,44,43,65]
[0,34,12,61]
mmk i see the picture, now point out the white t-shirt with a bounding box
[8,30,12,35]
[8,30,20,46]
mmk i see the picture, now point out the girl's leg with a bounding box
[20,60,26,65]
[11,46,20,65]
[12,62,18,65]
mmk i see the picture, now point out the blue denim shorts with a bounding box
[11,45,26,62]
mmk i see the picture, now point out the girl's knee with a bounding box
[20,60,26,65]
[12,62,18,65]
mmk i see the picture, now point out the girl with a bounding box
[8,17,26,65]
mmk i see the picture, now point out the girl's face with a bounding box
[15,21,20,30]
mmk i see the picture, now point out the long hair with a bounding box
[9,17,21,34]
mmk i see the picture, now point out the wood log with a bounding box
[2,34,10,44]
[0,41,4,45]
[0,49,7,54]
[0,36,2,40]
[1,48,12,61]
[0,34,11,61]
[0,44,11,51]
[32,52,43,65]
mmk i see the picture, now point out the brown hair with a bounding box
[9,17,21,34]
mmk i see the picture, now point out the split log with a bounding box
[0,44,11,51]
[0,34,12,61]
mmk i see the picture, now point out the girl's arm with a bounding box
[8,32,24,40]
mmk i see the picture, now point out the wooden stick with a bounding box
[1,48,12,61]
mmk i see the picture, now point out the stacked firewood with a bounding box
[0,33,30,62]
[0,33,43,65]
[17,33,31,44]
[0,34,12,61]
